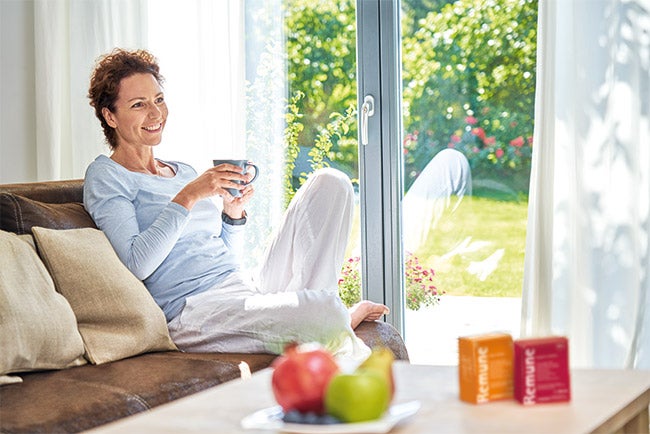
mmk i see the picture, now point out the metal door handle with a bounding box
[360,95,375,145]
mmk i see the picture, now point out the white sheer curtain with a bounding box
[149,0,287,269]
[147,0,247,174]
[33,0,286,269]
[522,0,650,369]
[33,0,248,178]
[33,0,148,180]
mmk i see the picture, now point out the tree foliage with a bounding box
[401,0,537,192]
[281,0,538,194]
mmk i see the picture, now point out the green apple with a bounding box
[324,370,390,423]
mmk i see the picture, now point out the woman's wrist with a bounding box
[222,210,247,225]
[172,193,196,210]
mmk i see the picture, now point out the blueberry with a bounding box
[282,410,343,425]
[303,412,320,424]
[319,414,342,425]
[282,410,305,424]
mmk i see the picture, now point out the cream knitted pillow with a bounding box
[0,230,86,383]
[32,227,177,364]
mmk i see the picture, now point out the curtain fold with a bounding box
[523,0,650,369]
[33,0,148,181]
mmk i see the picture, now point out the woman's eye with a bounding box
[155,97,165,104]
[131,102,143,108]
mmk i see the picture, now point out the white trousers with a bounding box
[168,168,371,361]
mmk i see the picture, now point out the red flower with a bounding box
[484,136,496,146]
[465,116,478,125]
[471,127,486,141]
[495,148,505,158]
[510,136,524,147]
[450,134,461,143]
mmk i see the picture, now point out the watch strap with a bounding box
[222,211,247,226]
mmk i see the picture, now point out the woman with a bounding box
[84,48,387,359]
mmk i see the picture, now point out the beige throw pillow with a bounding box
[32,227,177,364]
[0,230,86,381]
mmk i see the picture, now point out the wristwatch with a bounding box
[221,211,247,226]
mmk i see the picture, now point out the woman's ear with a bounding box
[102,107,117,128]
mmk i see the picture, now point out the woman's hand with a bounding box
[172,163,255,213]
[221,176,254,219]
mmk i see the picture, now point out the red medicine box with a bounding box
[514,336,571,405]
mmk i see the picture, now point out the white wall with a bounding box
[1,0,37,183]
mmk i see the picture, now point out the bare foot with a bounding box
[349,300,390,329]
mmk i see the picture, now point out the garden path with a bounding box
[403,296,522,365]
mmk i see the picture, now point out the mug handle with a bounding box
[244,163,259,185]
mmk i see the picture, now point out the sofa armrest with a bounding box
[354,321,409,361]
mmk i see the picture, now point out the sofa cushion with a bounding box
[0,192,96,235]
[0,230,86,383]
[32,227,178,364]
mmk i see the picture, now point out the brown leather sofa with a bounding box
[0,179,409,434]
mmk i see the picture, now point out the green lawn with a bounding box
[344,193,528,298]
[413,195,529,297]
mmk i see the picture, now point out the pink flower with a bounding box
[465,116,478,125]
[484,136,496,146]
[527,136,533,145]
[510,136,525,147]
[450,134,462,143]
[472,146,480,153]
[447,143,455,149]
[495,148,505,158]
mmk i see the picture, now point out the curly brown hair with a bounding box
[88,48,165,150]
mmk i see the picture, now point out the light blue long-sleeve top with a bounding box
[83,155,245,321]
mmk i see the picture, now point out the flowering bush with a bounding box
[403,111,533,195]
[449,114,533,182]
[338,253,442,311]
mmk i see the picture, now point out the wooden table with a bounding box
[86,362,650,434]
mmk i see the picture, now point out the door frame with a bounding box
[356,0,405,334]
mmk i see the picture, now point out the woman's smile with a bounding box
[143,123,163,132]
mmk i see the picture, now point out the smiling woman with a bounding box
[82,48,388,362]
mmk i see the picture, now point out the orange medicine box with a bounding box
[514,336,571,405]
[458,333,513,404]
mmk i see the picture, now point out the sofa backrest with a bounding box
[0,180,96,235]
[0,179,84,203]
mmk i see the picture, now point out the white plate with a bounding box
[240,400,421,433]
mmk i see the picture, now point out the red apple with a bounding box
[271,343,340,414]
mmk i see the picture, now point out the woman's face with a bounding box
[102,73,168,150]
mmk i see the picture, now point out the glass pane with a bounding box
[400,0,537,364]
[244,0,361,272]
